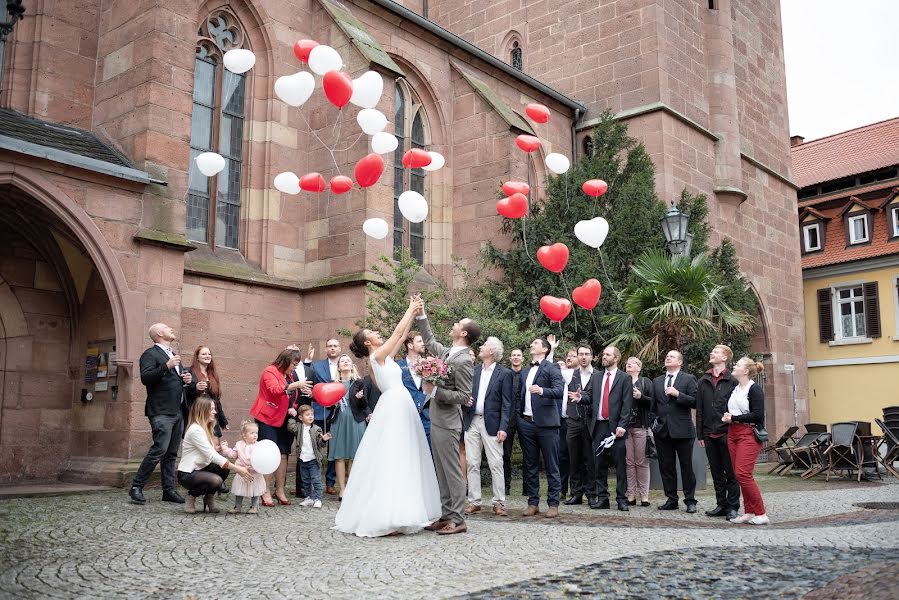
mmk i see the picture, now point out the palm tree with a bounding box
[603,250,754,363]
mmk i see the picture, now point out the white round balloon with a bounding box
[371,131,398,154]
[195,152,226,176]
[362,218,389,239]
[398,191,428,223]
[274,72,315,107]
[357,109,388,135]
[545,153,571,175]
[308,45,342,76]
[274,171,300,195]
[422,151,445,172]
[574,217,610,249]
[350,71,384,109]
[223,48,256,74]
[250,439,281,475]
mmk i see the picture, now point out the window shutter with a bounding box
[817,288,834,342]
[863,281,881,338]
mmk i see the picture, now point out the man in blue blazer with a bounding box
[396,331,431,446]
[310,338,341,494]
[462,336,512,516]
[518,337,566,518]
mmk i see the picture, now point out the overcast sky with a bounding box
[781,0,899,141]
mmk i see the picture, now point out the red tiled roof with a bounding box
[791,116,899,188]
[801,200,899,270]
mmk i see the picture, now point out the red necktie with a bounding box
[601,372,610,419]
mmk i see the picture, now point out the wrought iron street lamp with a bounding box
[660,203,693,257]
[0,1,26,92]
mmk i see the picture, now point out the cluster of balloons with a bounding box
[536,240,604,322]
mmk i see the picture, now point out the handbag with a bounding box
[645,430,658,459]
[650,415,665,435]
[752,425,769,445]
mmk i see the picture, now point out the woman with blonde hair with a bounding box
[624,356,654,506]
[722,357,768,525]
[177,397,251,513]
[326,354,366,499]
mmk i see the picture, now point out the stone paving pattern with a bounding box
[0,475,897,599]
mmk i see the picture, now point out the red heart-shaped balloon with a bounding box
[293,39,319,63]
[515,135,541,153]
[496,193,528,219]
[323,70,353,108]
[299,172,326,192]
[572,278,602,310]
[525,103,551,124]
[330,175,353,194]
[402,148,432,169]
[582,179,609,198]
[540,295,572,323]
[354,153,385,188]
[313,382,346,408]
[537,243,570,273]
[502,181,530,197]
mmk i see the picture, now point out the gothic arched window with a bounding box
[511,40,523,71]
[187,9,248,250]
[393,81,428,264]
[583,135,594,159]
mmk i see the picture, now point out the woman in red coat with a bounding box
[250,347,309,506]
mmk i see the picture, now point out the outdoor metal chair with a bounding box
[788,425,830,478]
[824,422,862,481]
[882,406,899,421]
[875,418,899,479]
[765,426,800,474]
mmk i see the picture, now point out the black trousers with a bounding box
[656,434,697,504]
[559,417,570,495]
[518,417,561,507]
[592,421,627,502]
[704,434,740,511]
[132,413,183,491]
[177,463,229,497]
[566,417,596,498]
[503,416,519,493]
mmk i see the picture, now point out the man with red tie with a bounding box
[578,346,632,511]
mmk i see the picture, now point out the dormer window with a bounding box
[847,214,869,244]
[802,222,822,252]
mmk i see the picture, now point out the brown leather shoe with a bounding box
[522,505,539,517]
[545,506,560,519]
[424,519,450,531]
[464,503,481,515]
[325,486,338,495]
[436,522,468,535]
[493,504,507,516]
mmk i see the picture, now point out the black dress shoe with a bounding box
[219,482,230,495]
[591,499,610,510]
[162,489,185,504]
[686,504,698,514]
[705,506,727,517]
[617,501,630,511]
[726,509,738,520]
[641,501,651,507]
[627,499,637,506]
[128,486,146,505]
[658,501,679,510]
[564,494,584,505]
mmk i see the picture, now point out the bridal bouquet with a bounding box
[412,356,450,385]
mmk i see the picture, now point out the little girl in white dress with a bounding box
[221,420,267,514]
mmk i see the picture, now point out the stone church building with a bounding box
[0,0,805,483]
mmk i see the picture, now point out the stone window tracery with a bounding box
[393,81,428,264]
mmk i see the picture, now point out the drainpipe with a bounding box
[0,1,26,102]
[571,107,584,163]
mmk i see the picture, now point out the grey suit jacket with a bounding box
[417,316,474,432]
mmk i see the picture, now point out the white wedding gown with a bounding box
[334,355,441,537]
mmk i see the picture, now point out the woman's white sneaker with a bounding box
[748,514,770,525]
[313,499,322,508]
[730,512,755,524]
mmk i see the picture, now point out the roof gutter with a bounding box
[364,0,586,114]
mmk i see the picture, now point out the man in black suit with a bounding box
[518,338,566,518]
[652,349,699,512]
[503,348,525,495]
[564,344,598,506]
[463,336,513,516]
[579,346,632,511]
[129,323,192,505]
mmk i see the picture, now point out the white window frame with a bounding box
[891,206,899,238]
[802,222,822,252]
[832,283,868,342]
[848,214,869,244]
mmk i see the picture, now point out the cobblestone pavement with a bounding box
[0,476,897,600]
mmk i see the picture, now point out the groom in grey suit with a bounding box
[416,301,479,535]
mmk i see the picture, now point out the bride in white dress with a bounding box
[334,296,441,537]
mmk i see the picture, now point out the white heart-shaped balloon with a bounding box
[398,190,428,223]
[545,153,570,175]
[574,217,609,249]
[274,72,315,107]
[308,45,342,76]
[422,151,445,172]
[195,152,226,176]
[357,108,388,135]
[362,218,389,239]
[273,172,300,195]
[371,131,398,154]
[350,71,384,109]
[223,48,256,74]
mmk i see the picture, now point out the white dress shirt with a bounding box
[579,366,594,390]
[475,362,496,415]
[523,362,540,416]
[664,370,680,389]
[407,355,423,389]
[156,343,180,374]
[560,368,573,418]
[328,359,338,382]
[728,380,754,416]
[299,424,315,461]
[597,367,618,421]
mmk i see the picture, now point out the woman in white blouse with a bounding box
[178,398,251,513]
[721,357,768,525]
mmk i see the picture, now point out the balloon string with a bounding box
[521,216,537,266]
[589,310,600,338]
[599,247,619,297]
[560,271,577,332]
[333,132,365,152]
[300,111,342,176]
